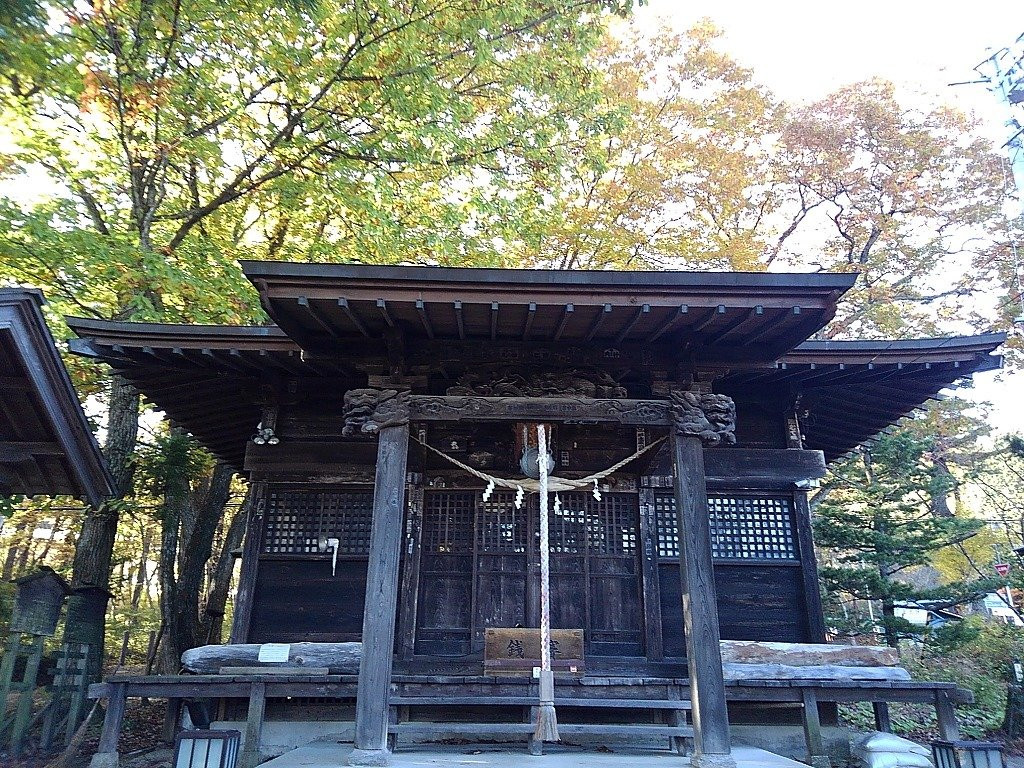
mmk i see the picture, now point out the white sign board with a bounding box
[257,643,291,663]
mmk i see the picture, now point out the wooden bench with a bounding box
[85,673,972,768]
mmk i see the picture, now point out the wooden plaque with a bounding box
[484,628,584,676]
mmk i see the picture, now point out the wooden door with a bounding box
[414,489,643,657]
[549,492,643,656]
[414,491,475,655]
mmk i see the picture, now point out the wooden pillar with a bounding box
[639,480,664,662]
[241,681,267,768]
[873,701,893,733]
[350,421,410,767]
[669,389,737,768]
[398,484,423,661]
[793,490,827,642]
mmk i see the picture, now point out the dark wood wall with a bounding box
[240,392,827,660]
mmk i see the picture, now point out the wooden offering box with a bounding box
[484,628,584,676]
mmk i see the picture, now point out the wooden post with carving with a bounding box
[346,389,411,767]
[670,390,737,768]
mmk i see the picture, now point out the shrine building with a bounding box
[68,263,1004,768]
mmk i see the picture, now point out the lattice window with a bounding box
[478,492,527,553]
[708,496,796,560]
[654,493,797,561]
[549,499,589,555]
[423,492,475,554]
[655,494,680,558]
[262,488,373,555]
[551,492,637,556]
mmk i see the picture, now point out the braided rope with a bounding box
[537,424,552,675]
[411,434,666,493]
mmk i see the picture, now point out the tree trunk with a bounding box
[2,522,26,579]
[202,487,249,644]
[931,458,955,518]
[880,596,899,648]
[157,428,190,672]
[34,513,63,565]
[64,374,140,683]
[130,527,152,612]
[160,458,234,671]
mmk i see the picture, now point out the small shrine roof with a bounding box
[718,334,1005,462]
[0,289,117,506]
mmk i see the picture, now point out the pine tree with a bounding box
[815,429,993,647]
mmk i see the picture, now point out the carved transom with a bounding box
[445,367,627,399]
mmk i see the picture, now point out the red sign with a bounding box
[995,563,1011,578]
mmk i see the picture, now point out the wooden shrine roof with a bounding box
[67,307,1003,470]
[0,290,116,506]
[241,261,858,363]
[719,334,1005,462]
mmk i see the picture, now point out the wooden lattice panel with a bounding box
[555,492,638,556]
[422,491,475,554]
[262,488,374,555]
[477,491,527,553]
[708,495,795,560]
[654,492,797,562]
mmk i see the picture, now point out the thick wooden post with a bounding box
[350,421,410,767]
[672,432,733,766]
[935,690,961,740]
[669,389,737,768]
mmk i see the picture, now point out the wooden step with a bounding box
[389,696,691,709]
[388,722,694,737]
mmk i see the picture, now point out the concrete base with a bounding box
[213,719,354,759]
[348,747,393,766]
[262,741,809,768]
[89,753,120,768]
[731,724,850,764]
[691,752,738,768]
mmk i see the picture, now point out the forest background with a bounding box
[1,0,1024,742]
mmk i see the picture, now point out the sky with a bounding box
[637,0,1024,435]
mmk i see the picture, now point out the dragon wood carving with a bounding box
[669,390,736,445]
[445,368,627,399]
[342,388,411,436]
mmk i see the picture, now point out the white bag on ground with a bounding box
[859,752,933,768]
[860,732,931,757]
